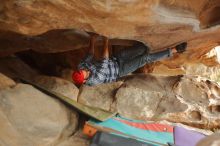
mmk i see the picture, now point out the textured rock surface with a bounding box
[115,75,220,129]
[33,75,79,101]
[0,0,220,65]
[116,75,187,120]
[78,82,123,111]
[0,83,78,146]
[75,74,220,129]
[184,63,220,82]
[0,0,220,79]
[149,62,220,80]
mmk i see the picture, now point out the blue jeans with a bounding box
[115,43,172,77]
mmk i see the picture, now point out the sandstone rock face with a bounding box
[116,75,187,120]
[0,83,78,146]
[78,82,123,111]
[1,0,220,37]
[0,0,220,66]
[33,75,79,101]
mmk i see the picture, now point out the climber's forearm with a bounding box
[171,47,177,54]
[103,37,109,59]
[89,36,96,55]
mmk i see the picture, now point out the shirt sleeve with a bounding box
[84,53,93,62]
[86,71,106,86]
[100,58,109,67]
[85,59,109,86]
[78,53,93,69]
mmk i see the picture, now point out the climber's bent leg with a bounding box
[145,49,172,63]
[115,42,149,61]
[118,49,172,77]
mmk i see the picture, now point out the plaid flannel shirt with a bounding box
[78,54,119,86]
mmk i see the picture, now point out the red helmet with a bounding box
[72,70,84,85]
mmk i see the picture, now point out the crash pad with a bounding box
[87,116,174,146]
[174,126,205,146]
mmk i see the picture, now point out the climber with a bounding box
[72,34,187,86]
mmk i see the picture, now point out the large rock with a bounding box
[0,0,219,80]
[0,56,79,101]
[33,75,79,101]
[0,83,78,146]
[0,0,220,69]
[78,82,123,111]
[116,75,187,119]
[115,74,220,129]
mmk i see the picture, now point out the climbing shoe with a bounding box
[175,42,187,53]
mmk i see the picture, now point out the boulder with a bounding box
[115,74,220,129]
[0,83,78,146]
[78,82,123,111]
[33,75,79,101]
[116,75,187,119]
[0,0,220,73]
